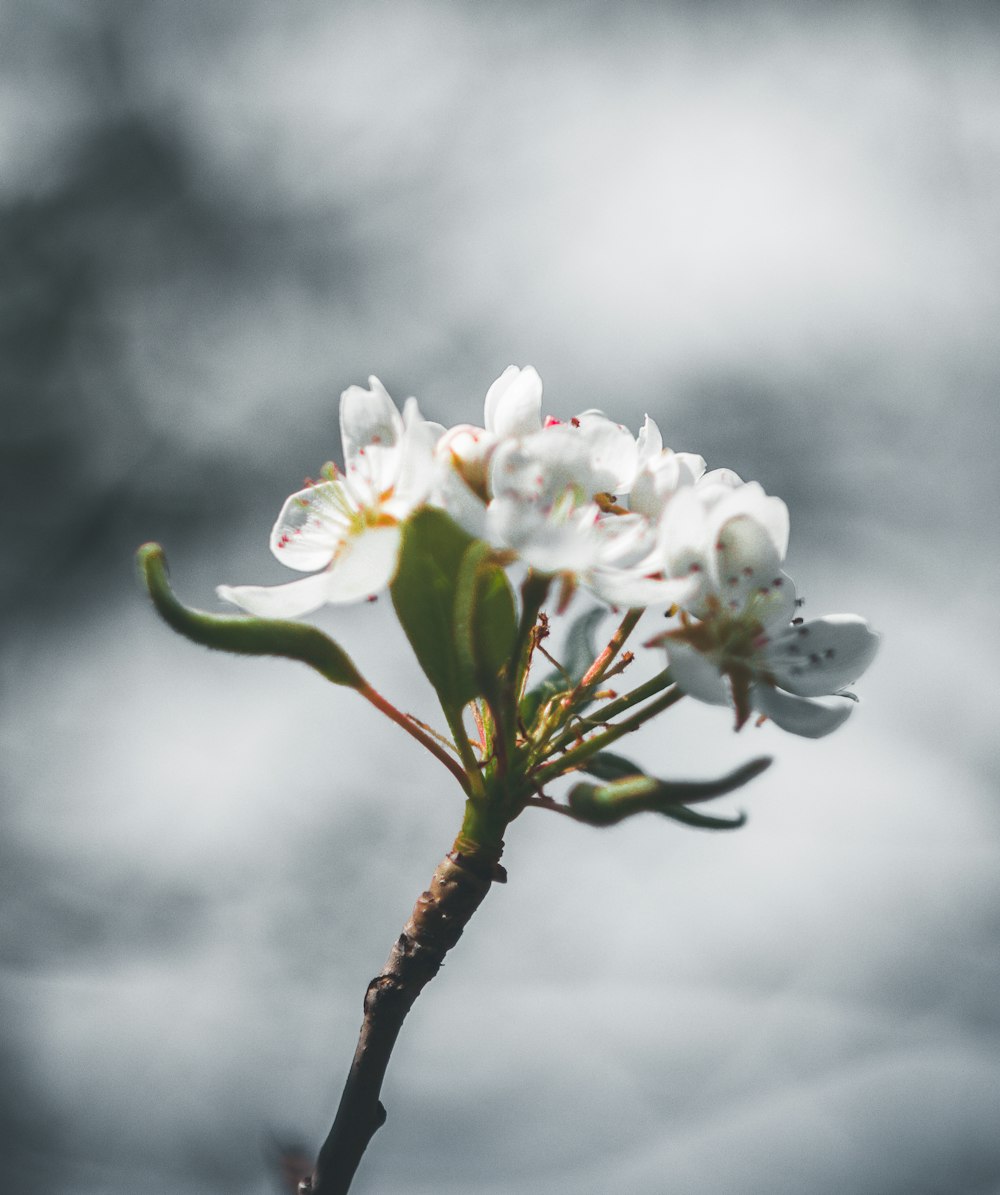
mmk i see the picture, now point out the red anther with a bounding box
[366,594,378,603]
[544,415,561,427]
[570,417,581,428]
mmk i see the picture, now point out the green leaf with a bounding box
[567,756,772,829]
[658,805,748,831]
[578,750,644,782]
[390,508,480,715]
[454,541,517,706]
[136,543,365,689]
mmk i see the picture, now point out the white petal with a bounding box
[709,507,787,610]
[659,487,712,578]
[699,467,743,490]
[269,482,353,572]
[340,376,404,463]
[490,427,593,506]
[487,497,600,572]
[710,481,789,561]
[389,397,437,513]
[635,415,663,468]
[588,510,653,561]
[764,614,881,697]
[344,441,404,508]
[664,641,730,706]
[631,450,701,520]
[483,365,543,439]
[216,572,336,619]
[436,467,491,541]
[323,524,403,603]
[753,684,853,738]
[574,410,640,493]
[673,452,707,485]
[588,569,698,610]
[434,423,498,500]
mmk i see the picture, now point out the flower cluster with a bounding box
[219,367,878,737]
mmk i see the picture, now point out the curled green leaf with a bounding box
[656,805,748,831]
[567,756,771,828]
[136,543,365,689]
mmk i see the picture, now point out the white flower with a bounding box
[484,417,690,608]
[217,378,437,618]
[651,482,879,736]
[433,365,543,538]
[434,368,714,609]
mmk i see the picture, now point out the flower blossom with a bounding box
[648,479,880,737]
[435,365,701,607]
[217,378,438,617]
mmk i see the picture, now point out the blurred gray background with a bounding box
[3,1,999,1192]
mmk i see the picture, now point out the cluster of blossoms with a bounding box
[219,367,878,738]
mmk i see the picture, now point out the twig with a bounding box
[306,833,504,1194]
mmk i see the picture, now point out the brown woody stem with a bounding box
[306,819,505,1194]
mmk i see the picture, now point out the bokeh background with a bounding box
[3,2,999,1192]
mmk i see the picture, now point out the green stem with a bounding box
[532,686,683,786]
[444,706,486,799]
[542,667,674,760]
[360,686,471,793]
[512,571,551,700]
[574,608,642,694]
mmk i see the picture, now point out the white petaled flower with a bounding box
[217,378,438,618]
[435,368,712,609]
[483,416,690,608]
[650,482,880,737]
[433,365,543,539]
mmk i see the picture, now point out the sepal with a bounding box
[136,543,364,688]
